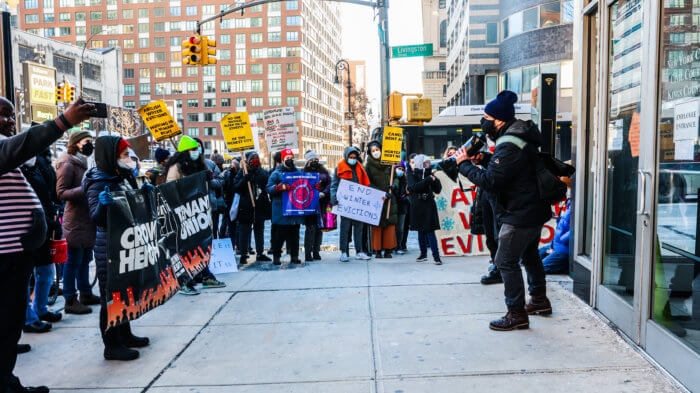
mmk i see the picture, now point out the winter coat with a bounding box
[83,136,138,286]
[266,164,305,226]
[407,168,442,232]
[231,166,271,223]
[364,155,398,227]
[204,158,225,213]
[0,119,66,255]
[147,164,168,185]
[20,152,61,265]
[330,146,370,205]
[56,153,96,248]
[302,164,331,225]
[395,172,409,215]
[458,119,551,227]
[553,201,571,254]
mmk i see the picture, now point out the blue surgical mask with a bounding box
[396,169,404,177]
[190,150,200,161]
[347,158,357,166]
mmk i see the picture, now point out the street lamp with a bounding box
[79,26,116,99]
[334,59,353,147]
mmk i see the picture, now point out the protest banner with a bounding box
[263,107,299,152]
[333,179,385,226]
[138,100,181,142]
[380,126,404,165]
[106,172,211,327]
[281,172,319,216]
[221,112,255,153]
[208,238,238,275]
[433,171,559,257]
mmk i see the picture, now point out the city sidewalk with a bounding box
[16,251,686,392]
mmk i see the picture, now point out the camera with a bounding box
[85,101,108,118]
[463,131,486,157]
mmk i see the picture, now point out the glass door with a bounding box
[598,0,644,338]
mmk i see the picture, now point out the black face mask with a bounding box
[309,161,320,170]
[80,142,94,156]
[481,117,498,140]
[284,159,295,168]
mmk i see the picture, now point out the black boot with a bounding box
[375,251,383,259]
[489,310,529,331]
[257,253,271,262]
[104,327,139,360]
[120,324,150,348]
[273,255,281,265]
[312,252,322,260]
[239,255,248,265]
[305,253,313,262]
[383,250,392,259]
[525,293,552,315]
[480,264,503,285]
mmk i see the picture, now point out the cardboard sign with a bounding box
[263,107,299,153]
[332,179,385,226]
[433,171,559,257]
[221,112,255,153]
[208,238,238,274]
[381,126,403,165]
[138,100,182,141]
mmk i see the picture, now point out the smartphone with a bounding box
[85,101,108,118]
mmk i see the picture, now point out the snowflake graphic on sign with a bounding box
[441,217,455,231]
[435,196,448,212]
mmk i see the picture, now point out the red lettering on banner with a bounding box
[451,188,470,208]
[458,211,470,230]
[540,224,555,244]
[456,235,472,253]
[470,188,477,203]
[441,238,455,255]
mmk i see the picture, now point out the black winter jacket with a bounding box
[231,166,271,223]
[407,168,442,232]
[458,120,551,227]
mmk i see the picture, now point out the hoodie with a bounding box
[458,119,551,227]
[330,146,369,205]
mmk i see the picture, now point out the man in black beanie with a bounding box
[454,90,552,331]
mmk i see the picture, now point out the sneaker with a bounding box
[433,257,442,265]
[305,254,313,262]
[416,254,428,263]
[312,253,322,260]
[356,252,371,260]
[480,269,503,285]
[5,375,49,393]
[23,321,51,333]
[273,255,282,265]
[64,295,92,314]
[256,254,272,262]
[179,286,200,296]
[339,253,349,262]
[375,251,384,259]
[202,278,226,289]
[38,311,62,323]
[16,344,31,354]
[383,251,392,259]
[396,249,406,255]
[80,292,101,305]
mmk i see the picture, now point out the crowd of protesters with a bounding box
[0,90,572,392]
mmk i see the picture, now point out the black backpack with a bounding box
[496,135,575,205]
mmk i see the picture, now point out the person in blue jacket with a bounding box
[266,149,304,265]
[83,136,150,361]
[539,178,571,274]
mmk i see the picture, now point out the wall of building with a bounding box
[421,0,448,117]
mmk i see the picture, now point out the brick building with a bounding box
[17,0,346,164]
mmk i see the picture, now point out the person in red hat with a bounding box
[265,149,304,265]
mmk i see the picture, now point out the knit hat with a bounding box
[154,147,170,164]
[116,138,130,156]
[245,151,259,161]
[68,130,91,146]
[484,90,519,122]
[281,148,294,161]
[178,136,199,152]
[305,150,319,162]
[367,140,382,155]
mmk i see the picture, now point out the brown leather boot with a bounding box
[525,294,552,315]
[65,296,92,315]
[489,311,529,331]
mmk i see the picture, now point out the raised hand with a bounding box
[98,186,114,205]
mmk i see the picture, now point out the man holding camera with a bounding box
[454,90,552,331]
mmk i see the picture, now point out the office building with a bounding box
[420,0,448,117]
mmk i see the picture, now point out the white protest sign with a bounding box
[248,113,261,153]
[208,238,238,274]
[263,107,299,152]
[333,179,385,226]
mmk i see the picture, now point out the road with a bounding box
[16,251,686,392]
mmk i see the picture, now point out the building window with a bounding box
[203,65,215,76]
[251,80,263,92]
[203,81,216,93]
[171,82,182,94]
[523,7,538,31]
[269,97,282,106]
[24,14,39,23]
[153,22,165,32]
[122,9,133,18]
[153,7,164,17]
[170,67,182,77]
[269,79,282,92]
[220,80,231,92]
[187,113,199,122]
[287,96,299,106]
[286,31,299,41]
[124,68,135,78]
[286,15,301,26]
[186,82,198,93]
[268,63,282,74]
[185,6,196,15]
[286,62,299,73]
[138,8,148,17]
[220,34,230,44]
[83,63,101,81]
[187,67,198,77]
[220,65,232,75]
[187,99,199,108]
[268,47,282,58]
[486,22,498,44]
[540,2,561,28]
[219,49,231,60]
[139,83,151,94]
[439,20,447,48]
[250,17,262,27]
[521,65,539,93]
[155,67,166,78]
[203,113,214,122]
[251,48,264,59]
[221,98,231,107]
[203,98,215,108]
[268,32,281,42]
[59,12,70,21]
[268,1,281,11]
[124,101,135,108]
[154,52,166,62]
[251,97,263,107]
[153,37,165,47]
[286,79,301,91]
[268,16,281,26]
[123,53,134,63]
[286,47,300,57]
[24,0,38,9]
[90,10,102,20]
[251,64,263,74]
[187,127,199,136]
[485,75,498,101]
[138,38,149,48]
[124,84,135,95]
[234,65,244,75]
[170,6,180,16]
[204,127,216,136]
[43,13,54,22]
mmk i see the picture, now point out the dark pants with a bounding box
[272,225,300,260]
[97,263,136,348]
[401,209,410,250]
[418,231,440,258]
[270,224,280,255]
[239,217,265,256]
[0,252,33,388]
[482,192,499,261]
[304,218,323,257]
[63,247,93,299]
[395,213,406,251]
[211,212,220,240]
[339,217,364,255]
[495,223,547,311]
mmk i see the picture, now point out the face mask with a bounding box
[284,159,295,168]
[118,157,136,170]
[249,158,260,167]
[396,169,404,177]
[481,117,498,140]
[24,156,36,167]
[347,158,357,166]
[371,150,381,159]
[309,161,319,170]
[80,142,94,156]
[133,167,139,178]
[190,150,200,161]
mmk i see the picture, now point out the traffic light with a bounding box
[67,85,75,101]
[55,82,65,103]
[406,98,432,122]
[389,91,403,121]
[182,35,202,65]
[201,36,217,65]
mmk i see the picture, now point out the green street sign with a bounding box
[391,43,434,58]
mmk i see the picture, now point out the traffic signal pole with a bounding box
[1,11,14,104]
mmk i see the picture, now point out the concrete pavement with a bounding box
[15,251,686,392]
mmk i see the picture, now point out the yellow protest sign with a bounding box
[220,112,255,153]
[380,126,404,164]
[137,100,181,141]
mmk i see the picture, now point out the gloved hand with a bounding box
[315,182,322,191]
[319,192,326,199]
[275,183,289,192]
[141,183,155,193]
[98,186,114,205]
[385,192,392,199]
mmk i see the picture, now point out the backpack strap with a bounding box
[495,135,527,150]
